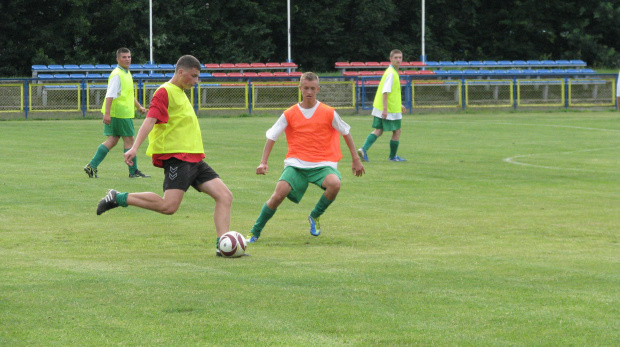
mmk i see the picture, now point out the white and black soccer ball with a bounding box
[218,231,247,258]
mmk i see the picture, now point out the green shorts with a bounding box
[279,166,342,204]
[372,117,401,132]
[104,118,135,137]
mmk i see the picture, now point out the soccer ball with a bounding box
[218,231,247,258]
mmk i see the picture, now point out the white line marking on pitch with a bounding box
[503,147,620,172]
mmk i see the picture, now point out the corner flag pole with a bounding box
[149,0,154,64]
[287,0,292,63]
[421,0,426,63]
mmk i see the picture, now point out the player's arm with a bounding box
[134,98,147,114]
[103,97,113,124]
[343,133,365,177]
[256,139,275,175]
[124,117,156,166]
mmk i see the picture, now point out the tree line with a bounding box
[1,0,618,77]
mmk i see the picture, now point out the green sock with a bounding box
[389,140,399,159]
[124,148,138,174]
[310,194,334,219]
[362,133,378,151]
[250,203,277,237]
[216,237,220,249]
[116,192,129,207]
[89,144,109,168]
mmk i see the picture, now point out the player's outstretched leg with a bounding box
[97,189,119,215]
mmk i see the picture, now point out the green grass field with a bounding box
[1,111,619,346]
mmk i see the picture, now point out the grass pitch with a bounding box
[1,111,619,345]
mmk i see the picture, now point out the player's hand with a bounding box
[103,114,112,125]
[401,104,407,113]
[124,148,137,166]
[381,110,388,119]
[352,159,365,177]
[138,106,147,114]
[256,163,268,175]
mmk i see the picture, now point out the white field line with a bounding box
[411,119,620,172]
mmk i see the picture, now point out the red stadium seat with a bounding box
[281,62,297,68]
[242,72,258,77]
[365,62,380,67]
[402,70,420,75]
[288,71,302,77]
[380,61,391,66]
[373,70,384,75]
[399,62,411,67]
[257,72,274,77]
[273,72,289,77]
[342,71,359,76]
[350,62,365,67]
[227,72,243,77]
[358,71,374,76]
[204,63,220,69]
[250,63,266,68]
[211,72,227,77]
[219,63,236,69]
[418,70,435,75]
[335,62,350,67]
[265,62,281,67]
[409,61,426,67]
[235,63,251,68]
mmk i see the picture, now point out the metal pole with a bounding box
[421,0,426,62]
[149,0,154,64]
[287,0,292,63]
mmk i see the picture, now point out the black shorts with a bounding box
[162,157,220,192]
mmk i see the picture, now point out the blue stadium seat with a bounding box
[569,60,586,66]
[491,69,507,75]
[541,60,556,66]
[158,64,175,70]
[86,73,102,78]
[79,64,96,70]
[526,60,542,66]
[143,63,158,70]
[536,69,551,74]
[498,60,513,66]
[32,65,49,71]
[555,60,570,66]
[64,64,81,71]
[522,69,537,74]
[424,61,439,67]
[448,69,462,74]
[149,73,165,78]
[507,69,522,74]
[133,73,149,78]
[439,61,455,66]
[53,74,70,79]
[579,68,595,73]
[463,69,478,74]
[483,61,498,66]
[433,70,448,74]
[69,73,86,78]
[469,61,483,66]
[38,74,54,79]
[101,73,110,78]
[164,72,175,77]
[512,60,527,66]
[478,69,492,74]
[129,64,142,70]
[550,69,566,74]
[48,65,65,71]
[565,69,580,74]
[96,64,112,70]
[454,61,469,66]
[199,72,212,78]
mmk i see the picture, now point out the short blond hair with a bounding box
[300,72,319,84]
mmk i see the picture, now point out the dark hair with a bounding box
[116,47,130,58]
[175,55,202,72]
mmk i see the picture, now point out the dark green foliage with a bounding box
[0,0,618,76]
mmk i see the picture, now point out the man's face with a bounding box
[390,53,403,68]
[117,52,131,69]
[299,78,320,102]
[177,67,200,89]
